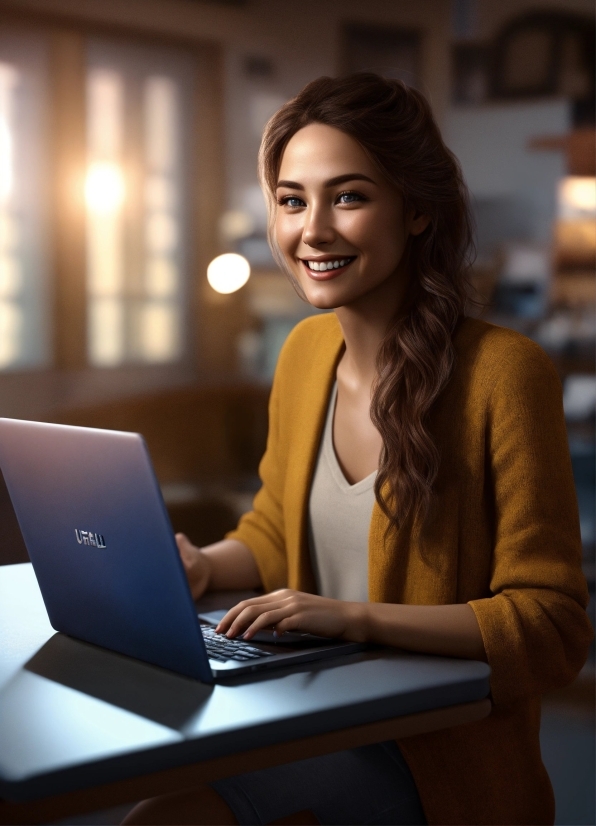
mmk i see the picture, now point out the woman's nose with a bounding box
[302,206,335,247]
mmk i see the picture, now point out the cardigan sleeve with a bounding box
[469,339,593,706]
[225,369,288,592]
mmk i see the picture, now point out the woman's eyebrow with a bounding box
[276,173,378,190]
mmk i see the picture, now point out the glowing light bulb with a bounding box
[85,161,125,213]
[558,176,596,218]
[207,253,250,294]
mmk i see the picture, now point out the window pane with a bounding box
[0,33,49,370]
[138,301,180,363]
[87,69,123,158]
[88,297,124,367]
[141,74,182,363]
[85,41,192,368]
[0,301,22,367]
[145,76,177,172]
[145,257,178,297]
[87,210,125,296]
[86,68,126,365]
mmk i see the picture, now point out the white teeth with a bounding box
[306,258,352,271]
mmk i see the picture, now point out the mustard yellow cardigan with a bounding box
[227,313,592,826]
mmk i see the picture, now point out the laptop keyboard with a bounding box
[201,625,274,662]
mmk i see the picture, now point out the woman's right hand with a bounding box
[176,533,212,600]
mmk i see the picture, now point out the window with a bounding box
[0,16,220,390]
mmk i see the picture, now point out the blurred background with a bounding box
[0,1,592,822]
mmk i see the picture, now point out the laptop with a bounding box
[0,418,365,683]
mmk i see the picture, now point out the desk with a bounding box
[0,564,491,824]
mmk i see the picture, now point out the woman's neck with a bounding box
[334,307,385,391]
[334,273,409,392]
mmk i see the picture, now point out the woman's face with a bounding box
[274,123,428,312]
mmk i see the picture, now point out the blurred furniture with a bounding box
[530,128,596,177]
[492,11,595,125]
[341,22,421,86]
[0,563,491,825]
[529,123,595,295]
[529,126,595,304]
[452,43,491,106]
[452,10,595,122]
[528,127,595,363]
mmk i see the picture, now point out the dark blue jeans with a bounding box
[210,741,427,825]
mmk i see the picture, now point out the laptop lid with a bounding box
[0,418,213,683]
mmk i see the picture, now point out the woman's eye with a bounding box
[337,191,364,205]
[278,196,305,208]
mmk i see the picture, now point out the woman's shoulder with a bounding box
[270,314,343,418]
[284,312,342,343]
[454,316,560,392]
[277,313,343,368]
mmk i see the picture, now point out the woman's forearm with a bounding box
[201,539,262,591]
[218,585,488,662]
[356,601,487,661]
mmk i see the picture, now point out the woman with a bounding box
[125,74,592,826]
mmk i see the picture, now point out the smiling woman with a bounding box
[124,74,592,826]
[273,125,427,318]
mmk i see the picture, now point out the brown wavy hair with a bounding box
[258,73,475,533]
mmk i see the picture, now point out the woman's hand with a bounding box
[215,589,367,642]
[176,533,212,600]
[176,536,262,599]
[216,590,487,661]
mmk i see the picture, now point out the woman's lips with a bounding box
[300,258,355,280]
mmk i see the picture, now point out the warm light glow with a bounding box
[86,68,126,366]
[558,176,596,218]
[207,253,250,294]
[87,212,123,296]
[85,161,125,213]
[85,60,185,367]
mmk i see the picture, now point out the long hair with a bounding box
[258,73,475,534]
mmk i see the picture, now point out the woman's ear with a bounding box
[409,210,431,236]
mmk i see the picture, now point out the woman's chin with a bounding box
[305,297,342,311]
[299,283,348,311]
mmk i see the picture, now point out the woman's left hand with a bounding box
[215,589,367,642]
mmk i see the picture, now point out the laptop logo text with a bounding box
[75,529,106,548]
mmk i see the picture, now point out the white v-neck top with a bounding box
[308,383,376,602]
